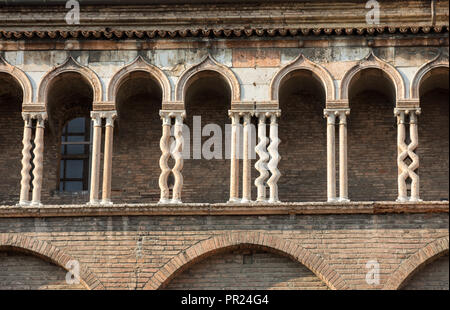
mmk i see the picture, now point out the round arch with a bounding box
[143,231,349,290]
[383,236,449,290]
[340,51,406,102]
[270,54,336,103]
[0,233,105,290]
[410,52,449,100]
[175,54,240,103]
[37,56,103,107]
[108,55,171,104]
[0,55,33,105]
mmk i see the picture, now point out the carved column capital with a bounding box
[394,107,421,116]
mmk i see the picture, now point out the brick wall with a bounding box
[165,249,328,290]
[0,250,84,290]
[402,254,449,290]
[0,212,447,290]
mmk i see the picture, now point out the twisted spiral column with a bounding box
[396,110,408,202]
[254,112,269,202]
[241,112,252,203]
[18,113,33,206]
[228,111,240,202]
[101,111,117,205]
[159,112,172,203]
[89,112,102,205]
[267,112,281,203]
[171,112,185,203]
[31,112,47,206]
[408,110,421,201]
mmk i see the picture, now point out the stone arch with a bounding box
[384,236,449,290]
[0,55,33,105]
[340,51,406,101]
[0,233,105,290]
[270,54,336,104]
[143,232,348,290]
[37,56,103,107]
[175,54,240,103]
[108,55,171,104]
[410,51,449,100]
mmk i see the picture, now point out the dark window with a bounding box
[59,117,91,192]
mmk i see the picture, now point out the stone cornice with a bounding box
[0,2,448,40]
[0,201,447,218]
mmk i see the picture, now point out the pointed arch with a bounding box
[37,56,103,106]
[384,236,449,290]
[0,233,105,290]
[0,55,33,105]
[143,231,349,290]
[410,51,449,100]
[175,54,240,103]
[270,54,336,103]
[340,51,406,101]
[108,55,171,104]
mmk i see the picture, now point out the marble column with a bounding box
[254,112,269,202]
[31,112,47,206]
[324,110,337,202]
[89,112,102,205]
[101,111,117,205]
[267,112,281,203]
[241,112,252,203]
[18,113,33,206]
[171,112,185,203]
[338,110,350,202]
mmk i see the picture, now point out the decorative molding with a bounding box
[0,54,33,105]
[37,56,103,105]
[175,54,241,102]
[108,55,171,103]
[340,51,406,101]
[410,51,449,99]
[270,54,336,103]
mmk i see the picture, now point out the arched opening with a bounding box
[401,253,449,290]
[163,246,328,290]
[278,70,327,202]
[418,67,449,201]
[0,73,24,205]
[0,249,86,289]
[44,72,93,204]
[184,70,231,203]
[347,68,397,201]
[113,71,162,203]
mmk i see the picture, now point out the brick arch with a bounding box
[410,51,449,100]
[340,51,406,101]
[108,55,172,104]
[37,56,103,108]
[143,232,349,290]
[175,54,240,103]
[0,233,104,290]
[270,53,336,104]
[384,236,449,290]
[0,55,33,105]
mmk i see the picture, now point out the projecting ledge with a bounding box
[0,201,448,218]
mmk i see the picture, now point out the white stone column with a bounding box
[254,112,269,202]
[18,113,33,206]
[324,110,337,202]
[267,112,281,203]
[338,110,350,202]
[241,112,252,203]
[159,112,172,203]
[228,111,240,202]
[171,112,185,204]
[89,112,102,205]
[31,112,47,206]
[101,111,117,205]
[395,108,421,202]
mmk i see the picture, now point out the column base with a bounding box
[87,199,101,206]
[227,198,241,203]
[327,198,339,203]
[268,199,281,204]
[240,198,252,204]
[396,197,409,202]
[170,199,183,204]
[16,200,31,206]
[256,198,268,203]
[338,198,350,203]
[100,199,113,206]
[30,201,42,207]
